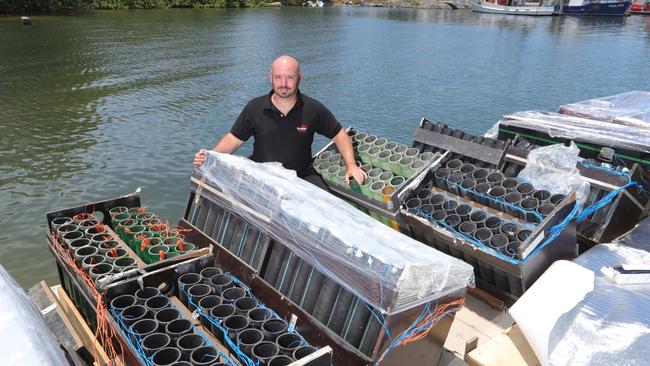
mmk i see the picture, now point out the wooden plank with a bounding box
[53,285,114,366]
[466,325,540,366]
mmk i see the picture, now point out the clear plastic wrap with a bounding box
[517,142,590,206]
[197,152,474,314]
[498,111,650,154]
[510,244,650,366]
[0,265,69,366]
[559,91,650,127]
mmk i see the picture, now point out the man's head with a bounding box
[270,55,301,99]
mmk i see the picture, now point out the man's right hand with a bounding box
[193,149,207,168]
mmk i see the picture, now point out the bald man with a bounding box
[194,55,366,189]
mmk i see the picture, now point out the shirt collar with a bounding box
[263,89,304,111]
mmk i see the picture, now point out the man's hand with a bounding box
[345,164,367,186]
[193,149,207,168]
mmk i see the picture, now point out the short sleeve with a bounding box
[314,104,342,139]
[230,104,253,141]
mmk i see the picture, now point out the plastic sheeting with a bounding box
[560,91,650,127]
[517,142,590,206]
[0,265,69,366]
[197,152,474,314]
[498,111,650,154]
[510,244,650,366]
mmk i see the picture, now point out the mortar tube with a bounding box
[177,333,205,362]
[222,287,246,304]
[155,307,181,333]
[389,176,405,190]
[503,192,523,217]
[455,204,472,222]
[504,241,522,258]
[122,304,148,327]
[144,296,171,314]
[459,178,477,200]
[111,294,137,313]
[473,228,493,245]
[489,234,509,251]
[57,224,79,242]
[520,197,540,222]
[445,159,463,172]
[111,213,130,231]
[405,198,422,213]
[447,173,464,195]
[367,167,382,182]
[187,284,213,312]
[269,355,294,366]
[470,210,487,228]
[444,214,462,229]
[434,168,451,190]
[442,199,459,213]
[378,171,393,183]
[224,315,249,341]
[142,333,171,357]
[114,257,137,272]
[276,332,304,356]
[237,328,264,357]
[393,143,408,155]
[62,231,83,248]
[419,151,436,163]
[377,150,392,170]
[373,137,388,149]
[488,186,506,211]
[210,304,236,338]
[398,157,415,177]
[82,254,105,271]
[262,319,288,342]
[247,307,273,329]
[459,221,477,236]
[190,346,221,366]
[416,188,432,200]
[367,146,382,166]
[177,273,201,305]
[199,267,222,286]
[234,297,258,315]
[198,295,222,326]
[410,159,426,177]
[105,247,128,263]
[354,132,368,142]
[419,204,434,218]
[485,216,502,234]
[357,145,371,164]
[517,182,535,196]
[317,150,333,161]
[387,153,403,175]
[549,193,566,205]
[136,287,161,305]
[486,171,504,186]
[431,210,447,222]
[252,341,280,364]
[533,189,551,202]
[146,244,170,264]
[209,273,234,295]
[460,163,476,177]
[501,178,518,192]
[97,240,120,255]
[499,223,520,241]
[130,318,158,340]
[370,181,386,203]
[109,206,128,217]
[84,225,108,239]
[293,346,318,360]
[472,168,489,183]
[537,203,554,219]
[74,246,98,267]
[166,319,193,343]
[429,194,446,210]
[51,216,72,231]
[475,182,492,206]
[516,229,533,242]
[404,147,419,159]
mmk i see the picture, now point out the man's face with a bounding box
[271,63,300,99]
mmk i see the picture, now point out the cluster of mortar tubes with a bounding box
[417,121,508,159]
[314,129,438,203]
[432,159,566,223]
[175,267,318,365]
[52,214,138,286]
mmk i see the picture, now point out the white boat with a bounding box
[470,0,556,15]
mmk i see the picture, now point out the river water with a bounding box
[1,8,649,287]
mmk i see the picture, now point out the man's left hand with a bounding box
[345,165,367,186]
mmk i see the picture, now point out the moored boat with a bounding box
[470,0,556,15]
[560,0,632,15]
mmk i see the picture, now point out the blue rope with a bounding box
[579,161,632,180]
[576,181,641,223]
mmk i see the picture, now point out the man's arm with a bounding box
[332,129,367,185]
[193,133,245,168]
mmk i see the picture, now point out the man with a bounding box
[193,55,366,189]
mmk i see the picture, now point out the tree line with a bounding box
[0,0,301,13]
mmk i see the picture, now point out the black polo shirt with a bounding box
[230,90,342,177]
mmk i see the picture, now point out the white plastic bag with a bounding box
[517,142,590,206]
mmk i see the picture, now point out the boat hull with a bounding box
[470,1,556,15]
[562,1,631,15]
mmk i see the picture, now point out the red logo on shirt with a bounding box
[296,123,309,133]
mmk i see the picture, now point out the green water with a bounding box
[1,8,649,287]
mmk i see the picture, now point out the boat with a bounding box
[560,0,632,15]
[470,0,556,15]
[630,1,650,13]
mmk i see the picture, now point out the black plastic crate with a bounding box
[400,121,578,303]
